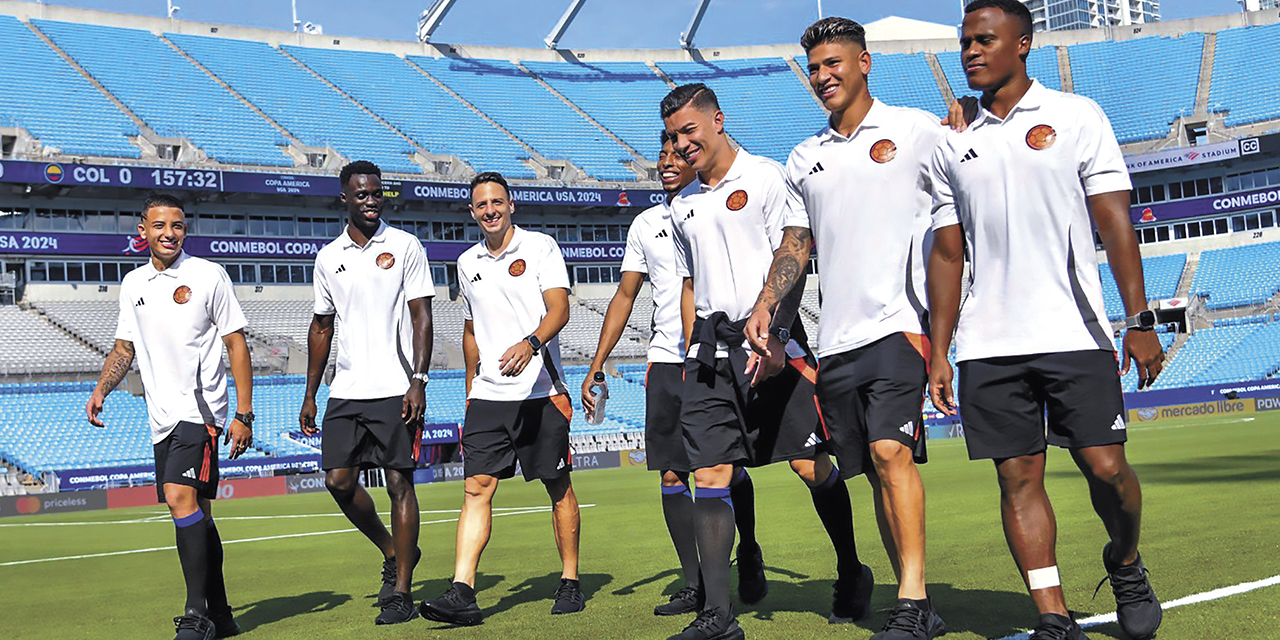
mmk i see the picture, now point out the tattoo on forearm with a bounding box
[756,228,811,311]
[96,343,134,395]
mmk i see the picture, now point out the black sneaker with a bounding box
[207,609,240,638]
[1029,613,1089,640]
[871,598,946,640]
[419,582,484,626]
[375,592,419,625]
[830,563,875,623]
[1098,543,1162,639]
[550,578,586,615]
[655,586,704,616]
[378,547,422,604]
[172,610,216,640]
[734,542,768,605]
[667,608,746,640]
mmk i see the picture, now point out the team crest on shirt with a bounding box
[725,189,749,211]
[1026,124,1057,151]
[375,252,395,269]
[509,259,527,277]
[869,139,898,163]
[172,285,192,305]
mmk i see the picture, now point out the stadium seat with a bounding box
[1192,241,1280,310]
[1210,22,1280,127]
[1098,254,1187,320]
[1068,34,1204,144]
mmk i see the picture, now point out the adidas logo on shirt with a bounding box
[684,211,696,220]
[808,162,825,175]
[182,468,197,480]
[470,273,482,283]
[960,148,980,163]
[335,264,347,274]
[900,421,915,437]
[655,229,669,239]
[1111,415,1127,431]
[134,298,145,307]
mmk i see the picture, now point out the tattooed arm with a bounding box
[745,226,813,356]
[86,339,135,427]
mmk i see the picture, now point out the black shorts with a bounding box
[958,349,1127,460]
[817,332,930,478]
[154,421,220,503]
[645,362,690,473]
[321,396,423,471]
[680,350,826,470]
[462,396,573,482]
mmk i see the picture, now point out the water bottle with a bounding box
[586,371,609,425]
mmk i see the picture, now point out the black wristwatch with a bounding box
[234,412,255,427]
[771,326,791,343]
[525,334,543,354]
[1123,310,1156,332]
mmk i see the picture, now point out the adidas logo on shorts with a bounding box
[900,421,915,436]
[1111,415,1127,431]
[804,433,822,448]
[556,458,566,470]
[182,468,197,479]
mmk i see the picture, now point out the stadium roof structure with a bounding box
[0,0,1278,192]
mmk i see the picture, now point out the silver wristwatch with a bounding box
[411,372,430,384]
[1123,310,1156,331]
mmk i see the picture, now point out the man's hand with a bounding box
[1122,330,1165,390]
[744,335,786,387]
[744,305,774,357]
[581,368,603,415]
[941,96,980,132]
[403,380,426,426]
[499,340,536,377]
[86,390,106,427]
[225,418,253,459]
[928,356,957,416]
[299,397,320,436]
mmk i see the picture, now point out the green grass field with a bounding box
[3,413,1279,639]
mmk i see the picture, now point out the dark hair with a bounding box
[470,171,510,200]
[800,17,867,53]
[660,130,673,146]
[339,160,382,190]
[660,83,720,119]
[141,193,184,219]
[965,0,1034,40]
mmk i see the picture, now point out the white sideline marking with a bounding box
[0,505,568,527]
[0,504,595,567]
[991,573,1280,640]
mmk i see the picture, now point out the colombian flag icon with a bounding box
[44,163,64,183]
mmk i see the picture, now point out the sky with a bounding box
[34,0,1246,48]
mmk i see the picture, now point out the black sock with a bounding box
[174,508,210,615]
[204,516,229,615]
[728,469,757,551]
[809,466,859,570]
[662,482,703,591]
[694,487,736,615]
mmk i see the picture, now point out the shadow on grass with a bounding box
[1046,451,1280,485]
[233,590,351,632]
[485,571,613,617]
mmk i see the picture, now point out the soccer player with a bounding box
[419,171,584,625]
[927,2,1165,639]
[662,83,863,640]
[582,133,763,617]
[87,193,254,640]
[745,17,960,640]
[299,160,434,626]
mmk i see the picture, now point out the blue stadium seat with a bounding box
[656,58,828,163]
[1210,23,1280,127]
[1099,254,1187,320]
[167,34,421,175]
[282,45,535,179]
[410,56,639,181]
[0,16,140,158]
[1068,34,1203,144]
[1192,241,1280,310]
[32,19,291,167]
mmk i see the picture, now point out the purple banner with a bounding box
[0,230,624,263]
[287,423,459,451]
[0,159,665,208]
[54,454,321,491]
[1131,184,1280,225]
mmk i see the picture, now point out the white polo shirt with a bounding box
[785,100,943,358]
[115,251,247,444]
[671,149,792,358]
[620,202,685,364]
[458,226,571,401]
[313,221,435,400]
[930,80,1131,362]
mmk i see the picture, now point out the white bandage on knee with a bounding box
[1027,566,1061,591]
